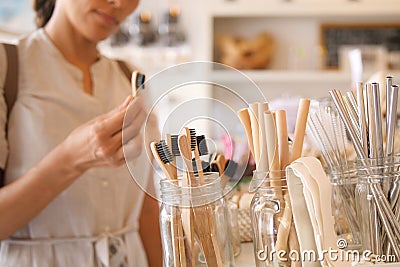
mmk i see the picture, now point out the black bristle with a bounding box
[189,129,197,151]
[170,135,180,156]
[136,73,146,90]
[224,160,238,178]
[196,135,208,156]
[211,163,219,173]
[156,140,173,164]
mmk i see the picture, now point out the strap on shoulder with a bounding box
[116,60,146,93]
[3,43,18,118]
[117,60,132,83]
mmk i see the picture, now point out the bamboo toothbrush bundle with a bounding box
[179,129,223,267]
[151,128,227,266]
[150,140,187,266]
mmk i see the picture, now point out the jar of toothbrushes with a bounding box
[355,157,400,261]
[226,199,241,257]
[159,172,235,267]
[328,162,361,250]
[250,170,291,267]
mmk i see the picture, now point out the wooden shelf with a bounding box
[211,69,352,84]
[209,0,400,18]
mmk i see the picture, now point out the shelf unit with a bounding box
[181,0,400,100]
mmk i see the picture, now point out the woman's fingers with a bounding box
[99,96,133,135]
[119,133,143,161]
[65,95,149,171]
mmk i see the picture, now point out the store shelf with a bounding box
[211,69,352,84]
[209,0,400,18]
[212,69,400,84]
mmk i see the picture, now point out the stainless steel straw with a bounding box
[356,82,368,155]
[330,89,400,260]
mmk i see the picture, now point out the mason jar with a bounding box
[329,163,361,250]
[355,157,400,259]
[159,172,235,267]
[250,170,289,267]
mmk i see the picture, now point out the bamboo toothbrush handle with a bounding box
[194,146,204,184]
[193,205,223,267]
[178,135,195,180]
[290,98,310,162]
[171,207,182,266]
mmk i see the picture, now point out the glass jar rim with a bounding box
[160,172,224,207]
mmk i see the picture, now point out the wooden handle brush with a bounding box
[150,140,183,266]
[150,141,175,180]
[179,133,223,267]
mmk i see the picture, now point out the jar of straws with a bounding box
[356,157,400,258]
[251,170,288,267]
[329,77,400,262]
[159,172,235,267]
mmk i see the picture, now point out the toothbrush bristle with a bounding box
[156,140,173,164]
[196,135,208,156]
[170,135,180,156]
[189,129,197,151]
[224,160,238,178]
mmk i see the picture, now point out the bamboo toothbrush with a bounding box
[165,134,188,266]
[187,128,205,184]
[179,133,223,267]
[166,134,178,179]
[131,71,145,97]
[150,140,182,266]
[178,134,196,267]
[150,141,175,180]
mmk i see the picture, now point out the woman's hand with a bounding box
[61,95,147,174]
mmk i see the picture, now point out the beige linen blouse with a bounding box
[0,29,150,267]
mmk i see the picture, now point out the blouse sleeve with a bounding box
[0,45,9,169]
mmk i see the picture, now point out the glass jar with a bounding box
[159,172,235,267]
[227,199,241,257]
[250,170,288,267]
[356,157,400,259]
[329,163,361,250]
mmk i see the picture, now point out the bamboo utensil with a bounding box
[249,102,261,168]
[238,108,255,159]
[150,140,185,266]
[290,99,310,162]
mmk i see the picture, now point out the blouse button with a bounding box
[102,180,109,188]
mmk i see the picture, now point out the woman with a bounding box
[0,0,162,266]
